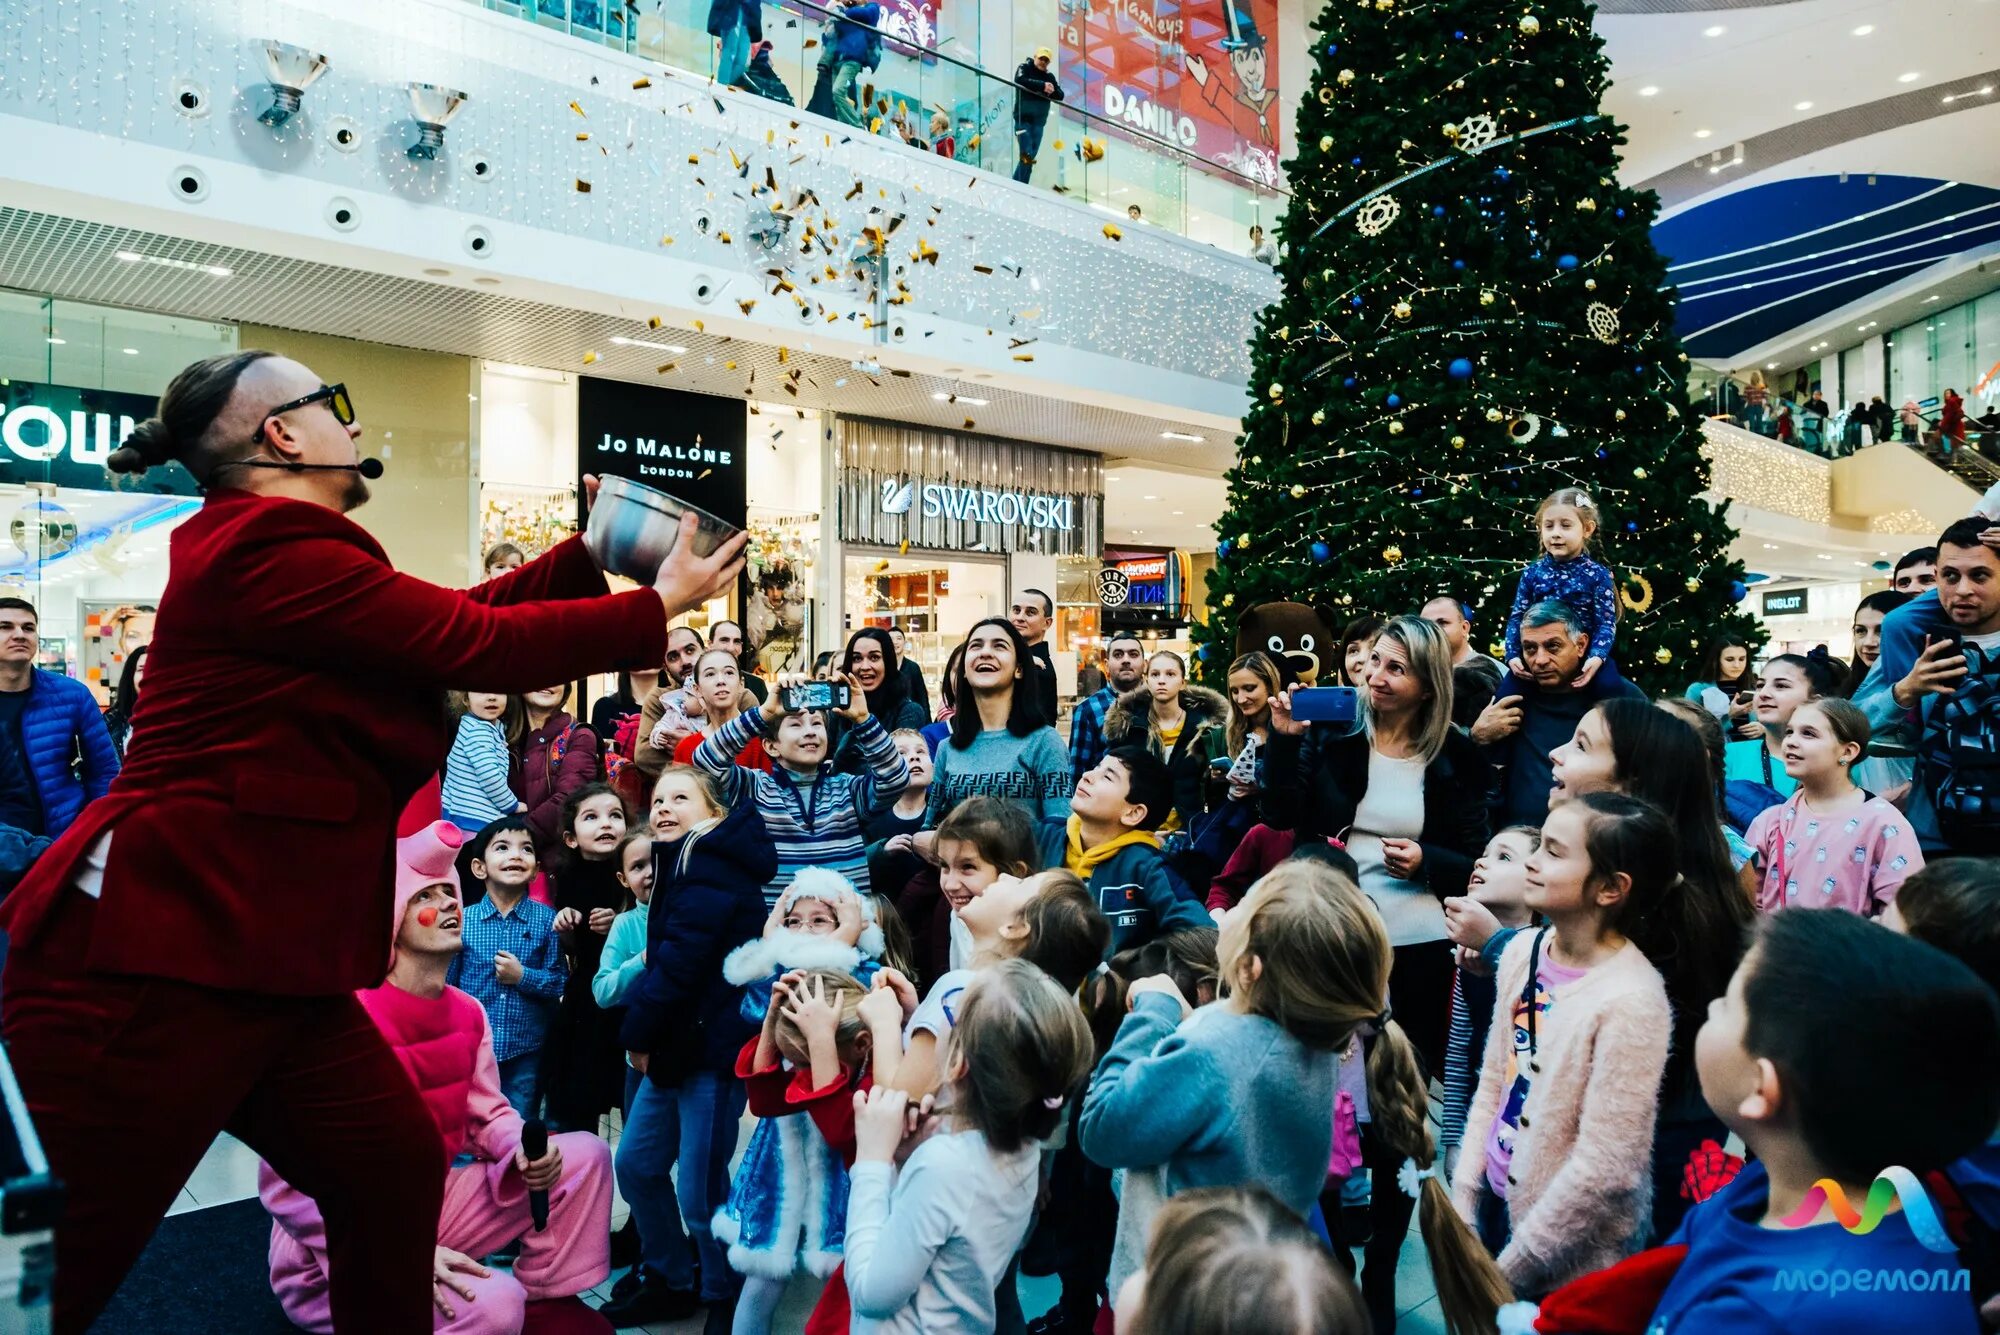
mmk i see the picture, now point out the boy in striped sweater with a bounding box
[693,671,909,907]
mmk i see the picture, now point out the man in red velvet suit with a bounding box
[0,350,743,1334]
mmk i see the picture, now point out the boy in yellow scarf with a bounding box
[1037,746,1210,953]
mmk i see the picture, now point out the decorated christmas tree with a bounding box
[1193,0,1761,692]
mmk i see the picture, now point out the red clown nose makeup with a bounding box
[417,907,440,927]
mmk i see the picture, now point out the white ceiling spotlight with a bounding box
[1160,430,1206,442]
[607,336,688,354]
[1637,85,1660,97]
[1851,24,1875,35]
[1702,24,1726,37]
[1898,71,1922,83]
[1794,101,1814,111]
[1694,128,1713,139]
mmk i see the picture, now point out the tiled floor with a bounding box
[175,1122,1452,1335]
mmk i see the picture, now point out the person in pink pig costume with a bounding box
[258,820,615,1334]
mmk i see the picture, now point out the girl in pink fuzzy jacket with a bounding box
[1452,793,1674,1299]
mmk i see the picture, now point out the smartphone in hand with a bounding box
[783,681,852,712]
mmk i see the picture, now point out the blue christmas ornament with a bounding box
[1452,259,1466,271]
[1493,167,1510,181]
[1218,540,1232,557]
[1386,393,1402,408]
[1343,376,1358,389]
[1311,540,1332,563]
[1352,156,1364,167]
[1453,29,1466,38]
[1326,41,1339,54]
[1530,250,1543,261]
[1615,208,1626,219]
[1432,205,1446,217]
[1448,357,1474,380]
[1595,448,1609,458]
[1351,296,1364,308]
[1729,579,1748,602]
[1625,521,1639,533]
[1198,644,1212,661]
[1556,253,1578,270]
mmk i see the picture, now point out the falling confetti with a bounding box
[1012,352,1035,362]
[693,319,705,332]
[963,418,976,429]
[648,316,664,329]
[576,132,590,141]
[898,540,910,554]
[569,100,587,117]
[576,179,592,192]
[1102,223,1123,241]
[632,76,652,89]
[657,362,677,373]
[737,299,757,316]
[583,350,600,364]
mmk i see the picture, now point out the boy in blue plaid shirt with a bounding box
[448,816,566,1118]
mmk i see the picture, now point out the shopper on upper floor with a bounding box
[1010,587,1061,726]
[0,599,118,843]
[1248,223,1277,266]
[926,617,1070,826]
[828,1,882,129]
[1869,394,1895,444]
[1470,600,1644,828]
[1942,387,1968,445]
[1011,46,1065,184]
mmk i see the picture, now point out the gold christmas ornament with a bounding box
[1633,466,1648,479]
[1450,434,1466,448]
[1654,646,1674,665]
[1443,122,1461,141]
[1238,533,1251,546]
[1387,420,1405,434]
[1479,290,1496,306]
[1584,278,1597,290]
[1486,407,1505,422]
[1577,198,1598,211]
[1614,408,1627,421]
[1320,135,1334,151]
[1338,68,1357,85]
[1401,138,1414,149]
[1554,77,1564,87]
[1382,545,1405,566]
[1312,409,1326,425]
[1393,300,1413,319]
[1277,325,1291,340]
[1685,578,1702,592]
[1519,13,1540,34]
[1620,573,1655,614]
[1318,87,1335,104]
[1223,594,1235,607]
[1269,382,1285,401]
[1291,483,1307,498]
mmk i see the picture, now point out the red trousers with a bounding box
[2,893,446,1334]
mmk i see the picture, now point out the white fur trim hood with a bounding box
[720,866,887,983]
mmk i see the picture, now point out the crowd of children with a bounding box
[282,488,2000,1335]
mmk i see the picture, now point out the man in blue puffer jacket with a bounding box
[0,600,119,846]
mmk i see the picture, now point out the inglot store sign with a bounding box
[839,419,1102,557]
[0,382,199,495]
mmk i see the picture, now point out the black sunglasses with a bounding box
[253,383,354,440]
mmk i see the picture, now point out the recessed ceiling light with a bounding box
[1899,71,1921,83]
[930,392,988,405]
[1637,85,1660,96]
[45,337,64,346]
[1142,494,1159,501]
[1767,362,1778,369]
[1105,475,1121,483]
[1160,430,1206,442]
[1694,128,1713,139]
[1703,24,1725,36]
[1852,24,1874,35]
[1171,510,1185,515]
[607,336,689,354]
[1794,100,1814,111]
[113,249,231,277]
[120,347,138,355]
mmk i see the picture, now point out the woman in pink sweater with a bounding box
[1451,793,1672,1298]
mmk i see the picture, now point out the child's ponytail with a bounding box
[946,958,1093,1151]
[1365,1018,1512,1335]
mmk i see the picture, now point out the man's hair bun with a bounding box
[107,418,175,475]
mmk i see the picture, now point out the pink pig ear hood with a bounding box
[390,821,464,968]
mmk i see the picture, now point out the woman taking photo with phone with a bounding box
[0,350,745,1333]
[1263,614,1488,1077]
[833,627,927,771]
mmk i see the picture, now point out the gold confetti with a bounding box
[898,540,910,555]
[729,149,744,170]
[765,129,774,145]
[688,153,701,164]
[1102,222,1123,241]
[803,37,818,48]
[777,347,789,363]
[632,76,652,89]
[1081,138,1105,162]
[575,178,592,192]
[717,230,731,243]
[659,235,673,245]
[967,134,980,150]
[873,559,891,573]
[699,468,713,478]
[1009,336,1036,349]
[1012,352,1035,362]
[693,319,705,332]
[576,131,590,141]
[973,263,994,274]
[725,360,737,370]
[869,117,884,133]
[963,417,976,429]
[845,181,864,200]
[582,350,600,364]
[648,316,664,329]
[912,238,938,264]
[657,361,677,373]
[569,100,587,117]
[737,299,757,316]
[783,382,798,396]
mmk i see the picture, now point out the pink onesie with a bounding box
[259,982,613,1334]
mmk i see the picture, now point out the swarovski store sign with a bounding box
[837,418,1102,557]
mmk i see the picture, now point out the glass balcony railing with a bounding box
[469,0,1289,252]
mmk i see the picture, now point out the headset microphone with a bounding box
[223,458,385,479]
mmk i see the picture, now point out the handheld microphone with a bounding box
[216,458,385,479]
[520,1118,550,1231]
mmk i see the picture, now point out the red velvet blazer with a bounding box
[0,489,667,995]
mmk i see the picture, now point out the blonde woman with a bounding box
[1265,615,1487,1078]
